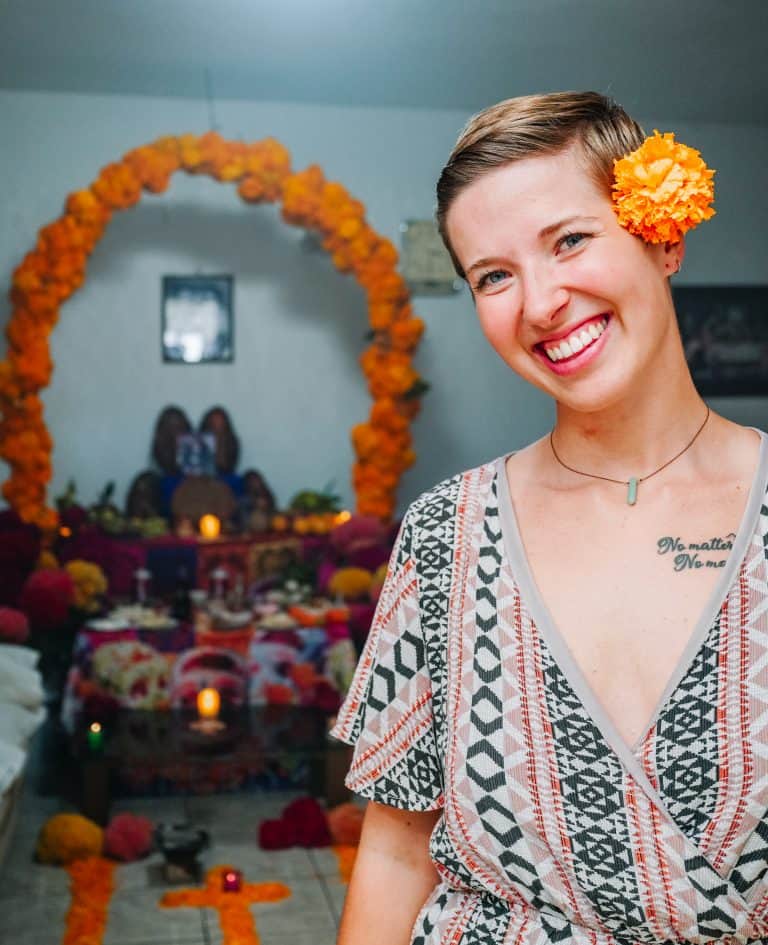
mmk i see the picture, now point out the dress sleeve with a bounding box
[329,510,444,811]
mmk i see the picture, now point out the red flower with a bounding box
[0,606,30,643]
[103,813,154,861]
[0,509,41,606]
[282,797,332,847]
[310,680,342,714]
[258,796,332,850]
[258,818,297,850]
[19,568,75,630]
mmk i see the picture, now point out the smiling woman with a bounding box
[329,91,768,945]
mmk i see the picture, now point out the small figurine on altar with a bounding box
[125,471,164,520]
[153,406,194,477]
[239,469,277,533]
[151,405,195,518]
[199,406,240,476]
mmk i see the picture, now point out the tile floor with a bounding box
[0,764,350,943]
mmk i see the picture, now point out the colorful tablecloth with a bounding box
[61,619,357,731]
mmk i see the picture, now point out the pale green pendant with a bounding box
[627,477,639,506]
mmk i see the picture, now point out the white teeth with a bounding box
[543,316,610,362]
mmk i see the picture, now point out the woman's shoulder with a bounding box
[400,452,514,534]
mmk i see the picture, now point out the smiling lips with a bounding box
[539,316,609,363]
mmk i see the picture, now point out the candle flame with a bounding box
[89,722,102,734]
[199,514,221,539]
[197,687,220,719]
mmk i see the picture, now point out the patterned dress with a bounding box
[331,434,768,945]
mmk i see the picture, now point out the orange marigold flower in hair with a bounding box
[612,131,715,244]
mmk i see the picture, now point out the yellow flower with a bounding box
[612,131,715,244]
[328,567,373,601]
[36,813,103,864]
[65,559,108,611]
[37,550,59,570]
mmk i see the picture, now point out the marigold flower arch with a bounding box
[0,132,426,530]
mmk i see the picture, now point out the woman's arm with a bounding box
[336,800,442,945]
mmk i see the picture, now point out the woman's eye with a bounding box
[475,269,508,291]
[558,231,589,252]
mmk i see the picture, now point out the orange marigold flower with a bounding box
[13,287,59,318]
[612,131,715,244]
[8,342,54,391]
[65,189,111,224]
[390,318,425,352]
[37,217,89,256]
[338,217,363,240]
[370,398,409,433]
[368,303,399,332]
[1,135,425,529]
[92,162,142,210]
[238,177,269,203]
[123,143,181,194]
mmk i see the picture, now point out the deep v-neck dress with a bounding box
[331,431,768,945]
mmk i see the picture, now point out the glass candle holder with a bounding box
[222,868,242,892]
[87,721,104,752]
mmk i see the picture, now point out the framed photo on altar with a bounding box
[161,275,234,364]
[673,286,768,396]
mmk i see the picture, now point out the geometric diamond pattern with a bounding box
[652,621,721,843]
[332,454,768,944]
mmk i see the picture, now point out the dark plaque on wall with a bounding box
[674,286,768,396]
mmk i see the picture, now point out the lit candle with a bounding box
[87,721,103,751]
[199,514,221,540]
[209,566,229,600]
[197,687,220,721]
[133,567,151,604]
[222,868,242,892]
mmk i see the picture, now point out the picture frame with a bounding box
[674,286,768,396]
[399,219,463,296]
[161,274,234,364]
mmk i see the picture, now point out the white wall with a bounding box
[0,89,766,514]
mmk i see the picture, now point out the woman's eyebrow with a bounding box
[538,215,601,239]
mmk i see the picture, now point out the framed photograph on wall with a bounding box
[161,274,234,364]
[673,286,768,396]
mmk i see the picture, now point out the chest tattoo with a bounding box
[656,533,736,573]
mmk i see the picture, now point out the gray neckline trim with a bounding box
[495,427,768,783]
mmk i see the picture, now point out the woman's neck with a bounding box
[550,377,708,482]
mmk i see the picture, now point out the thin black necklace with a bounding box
[549,406,711,506]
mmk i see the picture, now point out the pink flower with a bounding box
[19,569,76,631]
[103,813,154,861]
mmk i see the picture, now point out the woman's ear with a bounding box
[663,236,686,276]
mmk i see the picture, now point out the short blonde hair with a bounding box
[436,91,645,276]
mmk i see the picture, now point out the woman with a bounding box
[332,92,767,945]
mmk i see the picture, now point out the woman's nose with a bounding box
[520,264,569,329]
